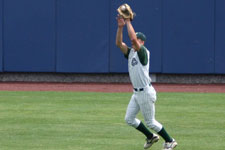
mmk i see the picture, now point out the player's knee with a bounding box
[125,116,133,126]
[125,117,140,128]
[125,117,135,127]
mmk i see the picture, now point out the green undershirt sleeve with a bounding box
[137,45,148,66]
[124,47,131,59]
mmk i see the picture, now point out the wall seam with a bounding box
[55,0,58,72]
[108,0,111,73]
[161,0,164,73]
[213,0,216,73]
[2,0,4,72]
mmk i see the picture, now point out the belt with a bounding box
[134,88,144,92]
[134,84,152,92]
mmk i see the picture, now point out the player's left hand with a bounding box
[117,14,125,27]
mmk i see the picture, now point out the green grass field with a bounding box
[0,91,224,150]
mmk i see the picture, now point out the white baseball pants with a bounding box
[125,85,163,132]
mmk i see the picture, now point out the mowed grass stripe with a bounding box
[0,91,224,150]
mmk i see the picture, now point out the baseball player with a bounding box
[115,14,178,150]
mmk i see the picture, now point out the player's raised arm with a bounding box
[125,19,141,51]
[116,15,128,54]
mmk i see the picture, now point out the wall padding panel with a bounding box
[56,0,110,73]
[4,0,56,72]
[162,0,214,73]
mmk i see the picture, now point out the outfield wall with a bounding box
[0,0,225,74]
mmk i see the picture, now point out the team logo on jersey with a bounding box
[131,58,138,66]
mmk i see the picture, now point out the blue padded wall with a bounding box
[109,0,162,73]
[4,0,56,72]
[1,0,225,74]
[215,0,225,74]
[162,0,215,73]
[0,0,2,72]
[56,0,110,73]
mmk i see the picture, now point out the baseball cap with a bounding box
[136,32,146,41]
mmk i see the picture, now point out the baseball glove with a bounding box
[117,3,135,21]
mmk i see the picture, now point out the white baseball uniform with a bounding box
[125,46,163,132]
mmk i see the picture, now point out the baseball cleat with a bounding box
[144,134,160,149]
[163,139,178,150]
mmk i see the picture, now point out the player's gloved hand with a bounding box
[117,3,135,21]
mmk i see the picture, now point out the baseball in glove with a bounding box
[117,3,135,21]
